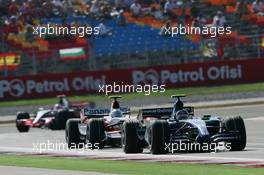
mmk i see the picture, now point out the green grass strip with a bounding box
[0,155,263,175]
[1,82,264,107]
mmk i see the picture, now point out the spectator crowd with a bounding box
[0,0,263,37]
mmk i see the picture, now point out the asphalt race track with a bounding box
[1,104,264,166]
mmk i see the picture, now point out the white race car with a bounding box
[66,96,130,149]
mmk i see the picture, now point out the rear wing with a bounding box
[83,107,130,118]
[70,101,94,110]
[138,106,194,119]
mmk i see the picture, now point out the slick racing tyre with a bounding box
[87,118,105,149]
[122,120,143,153]
[66,119,84,149]
[16,112,30,132]
[50,110,76,130]
[150,120,170,154]
[224,116,246,151]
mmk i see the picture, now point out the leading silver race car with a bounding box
[66,96,130,149]
[122,95,247,154]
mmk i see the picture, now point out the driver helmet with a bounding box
[54,103,63,110]
[110,109,123,118]
[175,109,189,120]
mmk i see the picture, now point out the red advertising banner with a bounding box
[0,58,264,101]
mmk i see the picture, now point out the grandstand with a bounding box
[0,0,263,76]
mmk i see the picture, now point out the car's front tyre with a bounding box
[86,118,105,149]
[16,112,30,132]
[66,118,84,149]
[51,110,77,130]
[150,120,170,154]
[122,120,143,153]
[224,116,246,151]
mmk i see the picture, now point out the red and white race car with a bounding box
[16,95,94,132]
[66,96,130,149]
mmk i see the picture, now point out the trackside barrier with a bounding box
[0,58,263,100]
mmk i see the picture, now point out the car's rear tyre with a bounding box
[150,120,170,154]
[50,110,77,130]
[66,119,84,149]
[122,120,143,153]
[87,118,105,149]
[224,116,246,151]
[16,112,30,132]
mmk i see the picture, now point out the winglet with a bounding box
[108,96,122,101]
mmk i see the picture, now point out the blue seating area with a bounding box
[93,22,200,56]
[40,17,200,57]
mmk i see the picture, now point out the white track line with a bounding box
[245,116,264,120]
[1,146,264,164]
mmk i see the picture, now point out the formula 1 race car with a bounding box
[66,96,130,149]
[122,95,247,154]
[16,95,92,132]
